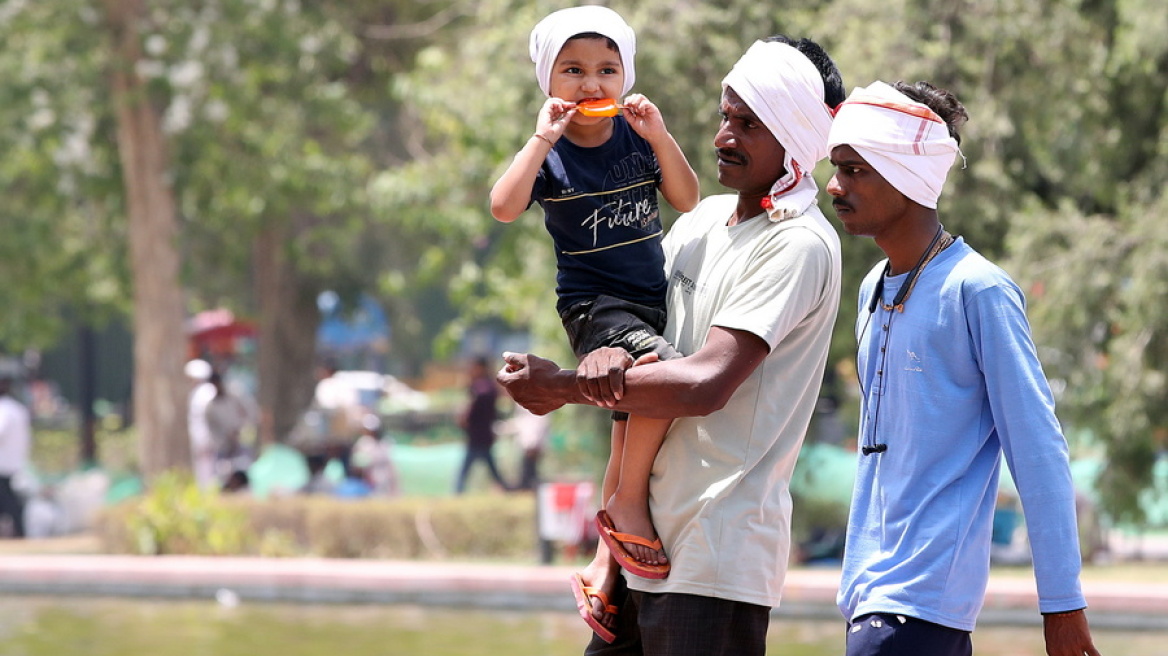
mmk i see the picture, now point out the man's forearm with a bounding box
[497,352,591,415]
[500,328,767,419]
[593,359,711,418]
[498,351,692,418]
[545,366,591,406]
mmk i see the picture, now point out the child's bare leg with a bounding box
[578,420,625,625]
[605,414,671,565]
[601,418,625,505]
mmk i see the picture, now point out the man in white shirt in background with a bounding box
[0,377,32,538]
[186,359,218,488]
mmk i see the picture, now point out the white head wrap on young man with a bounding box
[529,6,636,98]
[721,40,834,221]
[827,81,960,209]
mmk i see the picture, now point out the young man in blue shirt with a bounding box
[826,80,1100,656]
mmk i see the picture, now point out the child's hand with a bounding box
[576,347,634,408]
[535,97,576,144]
[621,94,668,143]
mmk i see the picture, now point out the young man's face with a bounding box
[548,37,625,126]
[827,144,911,237]
[714,86,786,197]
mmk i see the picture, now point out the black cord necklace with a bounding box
[867,225,953,314]
[858,225,955,455]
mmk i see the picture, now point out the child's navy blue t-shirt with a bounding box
[531,116,667,315]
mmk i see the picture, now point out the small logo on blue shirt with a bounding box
[904,349,923,372]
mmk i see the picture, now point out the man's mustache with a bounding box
[716,147,745,165]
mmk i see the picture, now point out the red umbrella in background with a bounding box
[186,309,256,360]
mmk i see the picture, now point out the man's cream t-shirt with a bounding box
[627,194,841,607]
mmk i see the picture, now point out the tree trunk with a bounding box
[103,0,191,477]
[253,222,321,446]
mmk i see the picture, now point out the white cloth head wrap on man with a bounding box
[529,6,636,98]
[722,40,834,221]
[827,81,960,209]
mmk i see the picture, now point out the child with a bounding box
[489,3,699,632]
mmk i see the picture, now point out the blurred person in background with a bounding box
[185,359,217,489]
[221,469,250,494]
[350,413,399,496]
[0,377,31,538]
[204,370,255,479]
[455,355,513,494]
[301,453,336,495]
[509,403,551,492]
[310,360,363,471]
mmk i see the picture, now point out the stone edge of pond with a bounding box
[0,555,1165,631]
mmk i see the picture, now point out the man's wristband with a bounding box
[532,133,555,147]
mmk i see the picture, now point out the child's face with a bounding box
[548,37,625,123]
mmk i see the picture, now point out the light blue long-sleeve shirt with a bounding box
[837,238,1087,631]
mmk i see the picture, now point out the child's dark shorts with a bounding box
[560,294,682,421]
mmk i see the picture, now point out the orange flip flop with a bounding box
[595,509,670,579]
[569,573,617,643]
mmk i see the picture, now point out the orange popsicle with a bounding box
[576,98,624,117]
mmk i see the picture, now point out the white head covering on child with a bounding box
[529,6,636,98]
[722,40,835,221]
[827,81,960,209]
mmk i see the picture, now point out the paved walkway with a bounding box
[0,553,1165,630]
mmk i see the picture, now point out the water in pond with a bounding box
[0,596,1162,655]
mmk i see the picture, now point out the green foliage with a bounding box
[145,0,378,309]
[98,490,539,559]
[0,0,384,338]
[0,2,125,346]
[114,471,251,556]
[789,492,850,558]
[1008,195,1168,526]
[31,426,138,477]
[983,2,1168,524]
